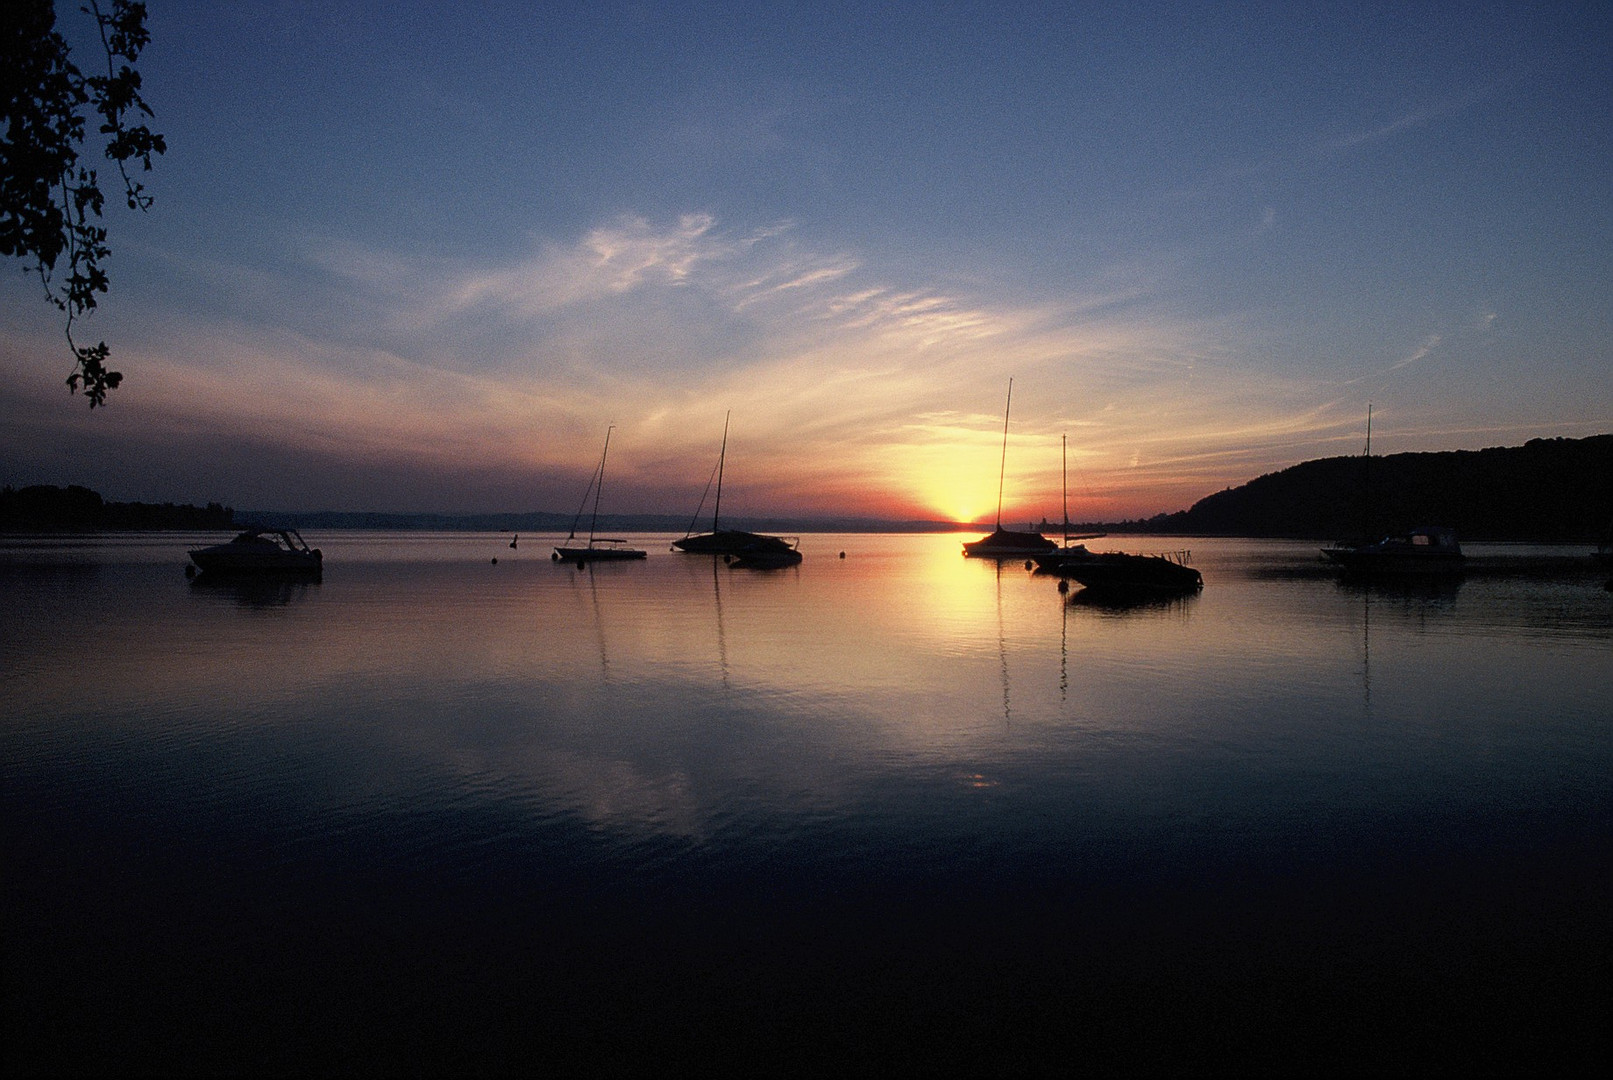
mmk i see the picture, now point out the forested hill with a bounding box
[0,485,235,531]
[1130,435,1613,541]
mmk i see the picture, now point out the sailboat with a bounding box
[1031,434,1201,593]
[1321,406,1464,575]
[552,426,647,564]
[962,379,1057,558]
[672,412,800,559]
[1032,434,1105,572]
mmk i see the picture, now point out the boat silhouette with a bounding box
[1032,434,1105,573]
[963,379,1056,559]
[188,527,322,577]
[553,426,646,564]
[1321,407,1464,576]
[673,411,799,559]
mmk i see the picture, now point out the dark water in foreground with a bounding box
[3,532,1609,1075]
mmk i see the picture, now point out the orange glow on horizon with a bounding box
[880,431,1063,527]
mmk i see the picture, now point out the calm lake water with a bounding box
[4,532,1609,1075]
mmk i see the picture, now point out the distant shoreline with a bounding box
[7,434,1610,542]
[2,521,1605,546]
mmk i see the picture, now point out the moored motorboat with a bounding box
[188,528,322,576]
[1321,527,1465,575]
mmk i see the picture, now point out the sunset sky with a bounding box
[2,1,1608,523]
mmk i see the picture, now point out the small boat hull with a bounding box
[1058,552,1203,594]
[674,530,798,556]
[963,527,1057,558]
[190,552,322,575]
[1032,544,1098,573]
[555,428,644,565]
[553,543,647,563]
[189,529,322,577]
[1321,550,1466,575]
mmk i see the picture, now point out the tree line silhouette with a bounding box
[1,484,233,531]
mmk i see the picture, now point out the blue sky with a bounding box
[2,0,1608,521]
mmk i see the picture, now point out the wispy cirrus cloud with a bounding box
[448,212,730,318]
[1389,334,1442,372]
[1195,89,1492,195]
[1325,107,1440,152]
[1338,333,1445,390]
[1,210,1403,517]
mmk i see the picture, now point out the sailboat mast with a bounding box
[565,459,601,540]
[712,411,729,533]
[1062,433,1069,546]
[995,378,1012,529]
[1362,403,1372,539]
[589,425,613,544]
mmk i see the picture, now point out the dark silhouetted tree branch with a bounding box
[1,0,164,406]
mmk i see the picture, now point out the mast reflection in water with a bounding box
[3,532,1607,1074]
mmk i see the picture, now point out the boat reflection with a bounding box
[724,549,803,570]
[559,559,616,678]
[711,556,730,687]
[1333,574,1463,604]
[1065,585,1199,615]
[994,558,1011,724]
[188,573,320,608]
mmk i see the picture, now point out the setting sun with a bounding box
[890,441,1000,525]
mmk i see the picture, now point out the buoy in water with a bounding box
[491,557,498,564]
